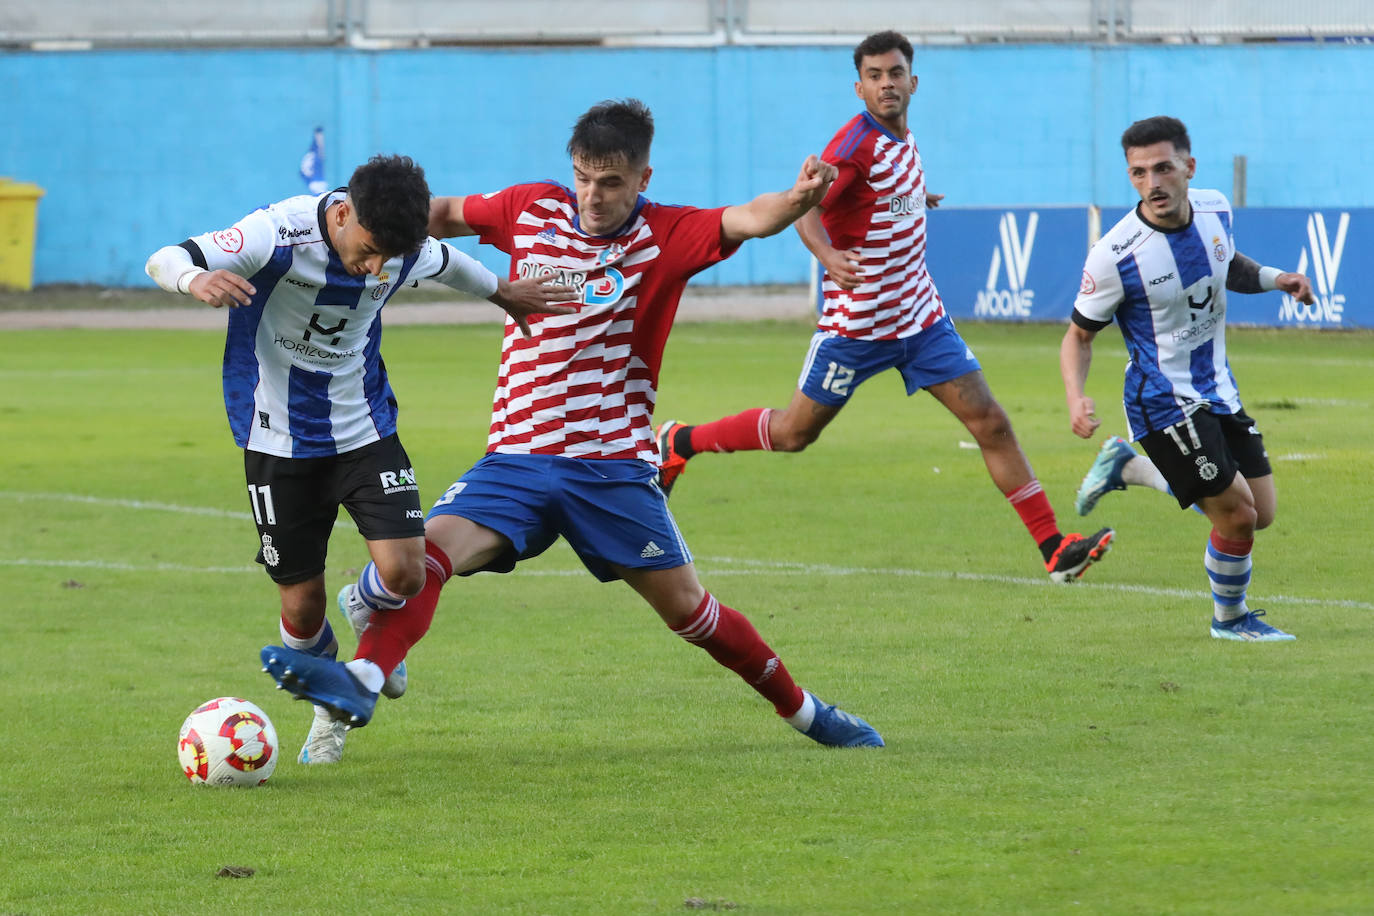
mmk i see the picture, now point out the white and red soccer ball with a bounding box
[178,697,278,787]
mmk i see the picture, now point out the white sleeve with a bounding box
[1072,243,1125,325]
[419,238,499,299]
[145,244,202,294]
[183,208,276,279]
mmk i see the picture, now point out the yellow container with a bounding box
[0,179,46,290]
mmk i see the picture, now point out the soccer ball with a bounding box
[178,697,278,787]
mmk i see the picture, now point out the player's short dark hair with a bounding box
[1120,116,1192,156]
[853,30,914,72]
[347,154,431,256]
[567,99,654,169]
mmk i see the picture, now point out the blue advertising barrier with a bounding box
[1198,207,1361,329]
[814,206,1371,328]
[925,207,1090,323]
[809,207,1090,322]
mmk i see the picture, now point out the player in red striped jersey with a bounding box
[656,30,1114,584]
[259,99,883,748]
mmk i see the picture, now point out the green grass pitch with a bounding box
[2,317,1371,914]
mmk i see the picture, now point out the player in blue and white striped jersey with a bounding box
[1060,117,1314,642]
[147,155,572,762]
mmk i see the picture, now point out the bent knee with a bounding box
[1220,502,1259,535]
[377,563,426,599]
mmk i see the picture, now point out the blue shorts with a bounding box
[797,317,982,406]
[427,453,692,583]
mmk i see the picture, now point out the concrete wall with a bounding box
[2,42,1370,286]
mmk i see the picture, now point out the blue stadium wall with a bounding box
[2,42,1371,322]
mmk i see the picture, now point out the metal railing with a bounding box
[2,0,1370,47]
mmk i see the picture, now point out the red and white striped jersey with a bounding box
[463,182,736,461]
[816,112,946,340]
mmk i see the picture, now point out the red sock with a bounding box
[689,408,773,453]
[279,614,318,640]
[356,540,452,677]
[1210,530,1254,557]
[1007,479,1061,546]
[671,593,804,717]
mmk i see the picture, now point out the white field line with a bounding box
[3,491,1369,611]
[694,556,1374,611]
[0,491,356,529]
[3,558,258,574]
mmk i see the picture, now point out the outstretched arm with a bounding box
[429,196,476,239]
[487,276,576,337]
[1060,321,1101,439]
[719,155,837,245]
[427,241,575,338]
[1227,250,1315,303]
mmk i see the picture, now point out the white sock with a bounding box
[344,659,386,694]
[785,692,817,731]
[1122,455,1170,492]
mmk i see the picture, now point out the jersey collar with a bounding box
[318,187,348,252]
[572,193,648,239]
[861,110,906,144]
[1133,200,1195,235]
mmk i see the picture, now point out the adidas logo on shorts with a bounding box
[640,541,666,559]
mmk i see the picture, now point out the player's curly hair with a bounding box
[1121,116,1191,155]
[853,30,914,72]
[347,154,431,256]
[567,99,654,169]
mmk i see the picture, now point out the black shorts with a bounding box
[242,434,425,585]
[1137,408,1271,509]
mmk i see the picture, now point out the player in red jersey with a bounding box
[655,30,1114,584]
[260,99,883,748]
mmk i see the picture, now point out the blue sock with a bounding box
[1205,532,1253,622]
[279,617,338,659]
[356,561,406,611]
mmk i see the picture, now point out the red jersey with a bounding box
[463,182,737,461]
[816,112,946,340]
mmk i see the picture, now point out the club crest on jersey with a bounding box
[1212,236,1227,261]
[596,242,626,266]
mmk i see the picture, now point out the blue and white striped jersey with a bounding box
[1074,189,1240,439]
[183,190,468,458]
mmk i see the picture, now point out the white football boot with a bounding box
[297,705,347,764]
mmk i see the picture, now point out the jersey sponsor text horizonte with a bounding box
[816,112,945,340]
[184,190,453,458]
[463,182,736,462]
[1074,188,1239,438]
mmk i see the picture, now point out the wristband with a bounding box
[1258,266,1282,291]
[176,268,207,295]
